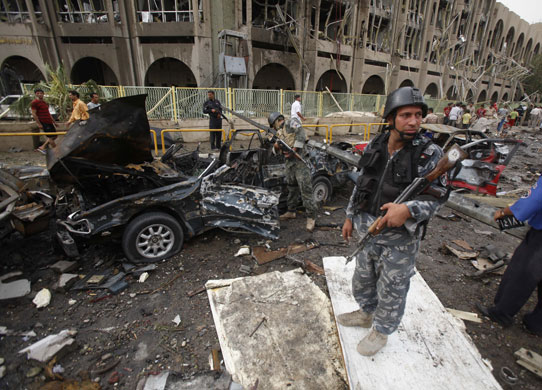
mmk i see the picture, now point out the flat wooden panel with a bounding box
[323,256,502,390]
[206,269,347,389]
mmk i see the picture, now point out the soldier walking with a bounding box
[339,87,447,356]
[268,112,317,232]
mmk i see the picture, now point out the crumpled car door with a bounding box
[200,165,280,239]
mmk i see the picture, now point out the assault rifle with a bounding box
[221,106,311,167]
[345,144,468,263]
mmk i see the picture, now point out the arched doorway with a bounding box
[477,90,487,103]
[424,83,439,98]
[399,79,414,88]
[504,27,515,55]
[490,91,499,104]
[466,89,474,103]
[446,86,458,100]
[145,58,196,87]
[534,43,540,56]
[316,70,347,92]
[524,39,533,63]
[71,57,118,85]
[502,93,509,102]
[252,63,295,90]
[491,20,503,49]
[362,75,385,94]
[0,56,45,94]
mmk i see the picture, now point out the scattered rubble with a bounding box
[0,271,30,300]
[515,348,542,379]
[19,329,77,363]
[33,288,52,308]
[252,241,318,265]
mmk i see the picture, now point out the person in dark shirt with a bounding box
[477,177,542,336]
[30,89,57,153]
[203,90,223,150]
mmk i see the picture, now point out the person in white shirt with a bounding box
[290,94,306,123]
[448,103,462,125]
[87,92,101,110]
[529,106,541,128]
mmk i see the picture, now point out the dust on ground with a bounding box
[0,127,541,389]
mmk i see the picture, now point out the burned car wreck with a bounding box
[219,128,360,205]
[419,124,525,196]
[50,95,279,262]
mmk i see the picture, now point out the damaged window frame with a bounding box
[136,0,203,23]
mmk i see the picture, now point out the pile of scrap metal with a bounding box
[0,166,54,239]
[420,124,525,196]
[49,95,279,262]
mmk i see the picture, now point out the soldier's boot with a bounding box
[306,218,315,232]
[280,211,296,220]
[337,310,373,328]
[356,328,388,356]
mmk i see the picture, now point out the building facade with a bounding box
[1,0,541,104]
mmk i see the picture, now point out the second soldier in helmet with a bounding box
[268,112,317,232]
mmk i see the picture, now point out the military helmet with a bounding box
[382,86,428,120]
[268,112,284,126]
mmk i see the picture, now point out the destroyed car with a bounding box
[219,129,360,204]
[50,95,279,262]
[419,124,524,196]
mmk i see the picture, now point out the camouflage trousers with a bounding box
[352,232,419,335]
[285,158,317,218]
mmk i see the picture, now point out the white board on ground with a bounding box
[206,269,347,389]
[323,256,502,390]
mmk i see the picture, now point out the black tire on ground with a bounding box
[122,212,184,263]
[312,175,333,205]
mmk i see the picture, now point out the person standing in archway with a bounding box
[203,90,223,150]
[31,88,57,153]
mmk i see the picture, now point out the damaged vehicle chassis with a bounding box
[51,95,280,263]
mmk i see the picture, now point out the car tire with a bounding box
[312,176,333,205]
[122,212,184,263]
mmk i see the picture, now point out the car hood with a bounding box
[47,94,153,184]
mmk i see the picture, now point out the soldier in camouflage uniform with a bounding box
[339,87,447,356]
[268,112,317,232]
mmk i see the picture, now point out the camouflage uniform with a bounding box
[278,118,317,218]
[345,136,444,335]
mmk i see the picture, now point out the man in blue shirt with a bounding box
[478,176,542,335]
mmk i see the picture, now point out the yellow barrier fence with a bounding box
[0,132,67,136]
[0,130,160,156]
[160,128,226,154]
[302,124,330,140]
[328,123,368,143]
[149,129,158,156]
[367,123,388,139]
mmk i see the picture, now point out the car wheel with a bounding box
[122,212,184,263]
[312,176,333,205]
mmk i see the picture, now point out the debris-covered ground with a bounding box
[0,125,541,389]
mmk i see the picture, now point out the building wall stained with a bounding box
[0,0,541,102]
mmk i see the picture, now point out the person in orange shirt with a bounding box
[67,90,89,125]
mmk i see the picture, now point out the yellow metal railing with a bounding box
[367,123,388,139]
[149,129,158,156]
[302,124,330,140]
[328,123,368,143]
[160,128,226,154]
[0,130,160,156]
[0,132,67,136]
